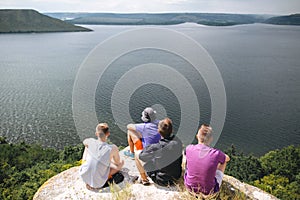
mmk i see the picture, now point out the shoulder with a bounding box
[108,144,119,154]
[134,123,145,129]
[83,137,96,143]
[152,120,159,125]
[212,147,224,154]
[185,144,196,154]
[83,138,96,146]
[211,148,226,157]
[171,137,183,152]
[169,136,183,147]
[173,135,183,143]
[144,142,161,151]
[148,120,159,128]
[186,144,196,150]
[110,144,118,151]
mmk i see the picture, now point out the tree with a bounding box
[260,145,300,182]
[253,145,300,200]
[224,145,264,182]
[0,138,82,200]
[253,174,300,200]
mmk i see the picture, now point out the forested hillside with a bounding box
[0,137,299,199]
[0,9,91,33]
[46,12,268,26]
[0,137,84,199]
[264,14,300,25]
[224,145,300,199]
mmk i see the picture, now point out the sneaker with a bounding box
[137,177,150,186]
[124,150,135,159]
[130,175,139,183]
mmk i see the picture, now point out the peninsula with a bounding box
[0,9,91,33]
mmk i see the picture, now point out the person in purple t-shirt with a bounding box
[184,124,230,195]
[124,107,161,158]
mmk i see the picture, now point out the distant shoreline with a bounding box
[0,29,91,34]
[46,12,300,26]
[1,9,298,34]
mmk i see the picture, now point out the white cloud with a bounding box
[164,0,189,5]
[0,0,299,14]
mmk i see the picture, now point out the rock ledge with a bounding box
[33,147,278,200]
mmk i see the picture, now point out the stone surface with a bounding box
[33,147,180,200]
[222,175,278,200]
[33,146,279,200]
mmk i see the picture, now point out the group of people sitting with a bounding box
[79,107,230,196]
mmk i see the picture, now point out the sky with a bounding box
[0,0,299,15]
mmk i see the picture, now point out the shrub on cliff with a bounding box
[225,144,300,200]
[0,137,82,200]
[254,145,300,200]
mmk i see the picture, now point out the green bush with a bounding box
[225,144,300,200]
[260,145,300,182]
[254,145,300,199]
[0,137,81,200]
[225,145,264,182]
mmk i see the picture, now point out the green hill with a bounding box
[46,12,300,26]
[45,12,269,26]
[264,14,300,25]
[0,9,91,33]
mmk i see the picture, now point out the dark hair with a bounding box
[158,118,173,138]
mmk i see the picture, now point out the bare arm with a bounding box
[225,154,230,162]
[110,145,124,170]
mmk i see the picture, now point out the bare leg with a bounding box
[127,130,141,153]
[135,150,148,181]
[109,167,120,177]
[127,132,135,153]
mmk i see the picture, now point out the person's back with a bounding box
[139,118,183,186]
[184,124,230,195]
[79,138,112,188]
[79,123,124,190]
[185,144,225,194]
[125,107,161,159]
[136,119,161,147]
[144,135,183,186]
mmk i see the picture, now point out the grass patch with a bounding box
[110,182,135,200]
[108,177,247,200]
[175,178,247,200]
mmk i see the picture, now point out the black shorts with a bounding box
[102,172,124,188]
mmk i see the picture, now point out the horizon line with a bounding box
[0,8,297,16]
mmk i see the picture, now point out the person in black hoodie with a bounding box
[135,118,183,186]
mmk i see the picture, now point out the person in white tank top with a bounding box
[79,123,124,189]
